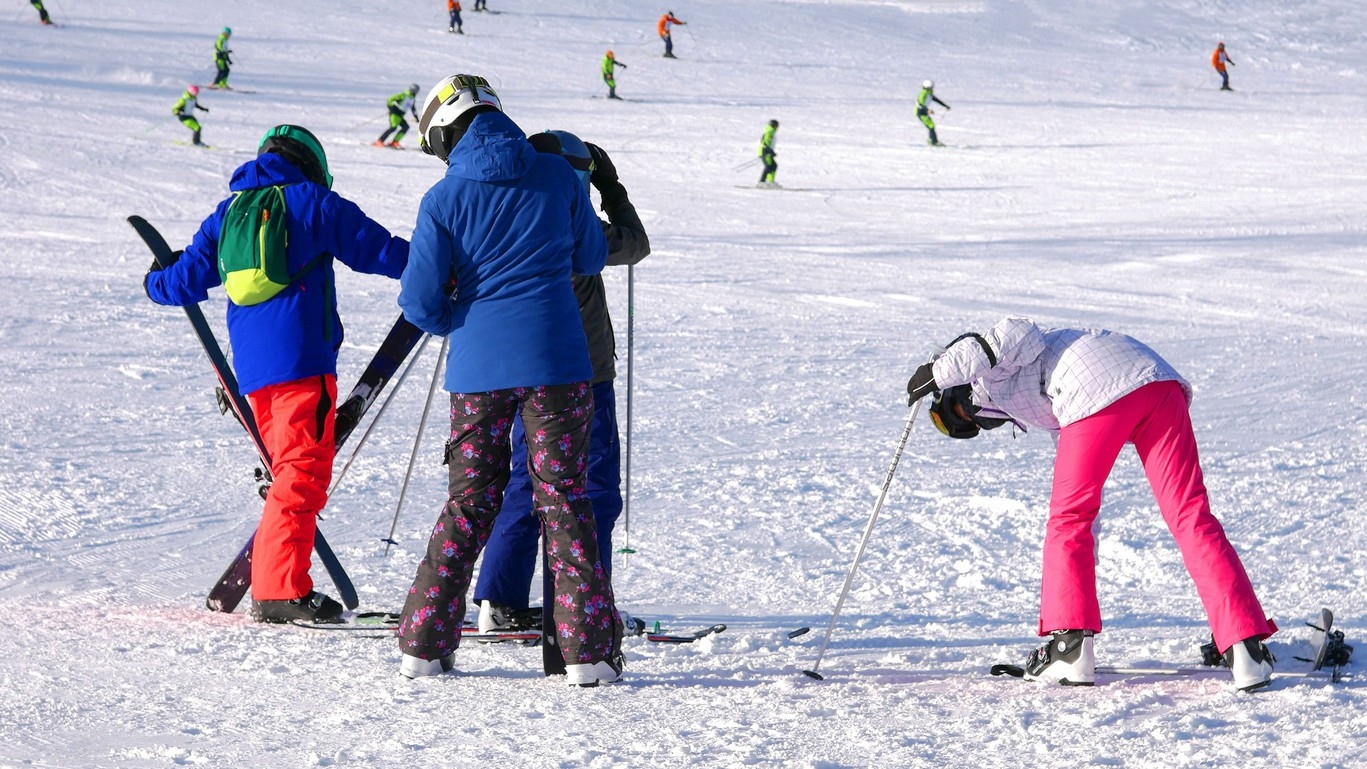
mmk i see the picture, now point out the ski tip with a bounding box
[801,669,824,680]
[787,627,812,639]
[615,547,637,554]
[990,664,1026,678]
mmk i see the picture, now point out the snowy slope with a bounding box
[2,0,1366,766]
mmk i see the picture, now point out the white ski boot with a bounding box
[1023,629,1096,686]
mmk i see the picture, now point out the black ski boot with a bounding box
[251,590,344,624]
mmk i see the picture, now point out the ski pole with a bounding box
[732,157,761,172]
[803,399,922,680]
[382,336,448,555]
[348,113,388,130]
[617,263,637,555]
[329,333,431,496]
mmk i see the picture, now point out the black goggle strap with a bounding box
[946,332,997,367]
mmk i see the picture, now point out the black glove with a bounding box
[906,363,939,405]
[585,142,618,190]
[618,62,628,69]
[199,105,210,112]
[148,249,182,273]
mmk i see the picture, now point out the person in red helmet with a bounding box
[601,50,626,100]
[172,85,209,146]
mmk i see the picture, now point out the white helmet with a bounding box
[923,79,934,89]
[418,74,503,161]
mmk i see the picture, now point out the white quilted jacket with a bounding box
[930,317,1191,434]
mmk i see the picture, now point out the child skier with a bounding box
[172,85,209,147]
[601,51,626,100]
[211,27,233,89]
[657,11,686,58]
[907,317,1279,691]
[144,125,409,624]
[1212,42,1235,91]
[757,119,778,187]
[374,84,421,149]
[916,80,950,146]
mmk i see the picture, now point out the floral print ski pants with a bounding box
[397,382,621,665]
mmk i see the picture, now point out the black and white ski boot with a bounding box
[1225,637,1274,692]
[565,651,625,687]
[250,590,344,624]
[1023,629,1096,686]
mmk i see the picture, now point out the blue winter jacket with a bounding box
[145,152,409,395]
[399,111,608,392]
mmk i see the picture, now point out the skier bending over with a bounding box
[472,129,651,633]
[144,125,409,624]
[375,84,421,148]
[916,80,950,146]
[907,316,1278,691]
[172,85,209,146]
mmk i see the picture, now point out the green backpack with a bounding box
[217,185,322,305]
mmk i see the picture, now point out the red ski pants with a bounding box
[246,374,337,601]
[1040,380,1277,651]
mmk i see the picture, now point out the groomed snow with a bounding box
[1,0,1365,766]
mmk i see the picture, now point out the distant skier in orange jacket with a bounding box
[1212,42,1235,91]
[658,11,686,58]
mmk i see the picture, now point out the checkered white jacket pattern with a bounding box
[931,317,1191,433]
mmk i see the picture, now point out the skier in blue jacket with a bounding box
[394,74,623,687]
[144,125,409,624]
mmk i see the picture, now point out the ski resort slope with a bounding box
[2,0,1366,766]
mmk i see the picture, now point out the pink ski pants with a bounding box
[1040,380,1276,651]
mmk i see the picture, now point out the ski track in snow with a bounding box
[3,0,1367,766]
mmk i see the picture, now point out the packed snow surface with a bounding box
[2,0,1365,766]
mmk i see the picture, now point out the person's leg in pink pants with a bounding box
[1041,381,1276,649]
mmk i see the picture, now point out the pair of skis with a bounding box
[130,216,426,614]
[291,608,734,646]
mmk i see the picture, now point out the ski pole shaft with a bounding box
[619,263,636,554]
[732,158,761,172]
[329,333,431,496]
[382,336,448,556]
[803,400,922,680]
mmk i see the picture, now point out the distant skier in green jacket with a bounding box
[601,50,626,100]
[212,28,233,89]
[917,80,951,146]
[374,85,420,148]
[172,85,209,146]
[757,119,779,186]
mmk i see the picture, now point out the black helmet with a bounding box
[929,384,1011,439]
[258,124,332,188]
[769,119,779,129]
